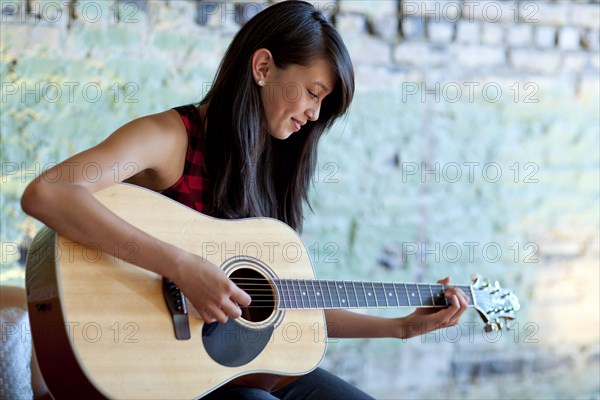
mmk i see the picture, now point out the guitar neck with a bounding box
[272,279,474,310]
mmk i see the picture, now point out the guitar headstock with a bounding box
[470,274,520,332]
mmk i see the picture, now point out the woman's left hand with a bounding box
[391,277,469,339]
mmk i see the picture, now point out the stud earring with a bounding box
[258,80,265,87]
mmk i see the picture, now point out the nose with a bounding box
[305,104,320,122]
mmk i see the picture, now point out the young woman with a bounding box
[21,1,468,398]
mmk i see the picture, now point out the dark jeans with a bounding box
[202,368,375,400]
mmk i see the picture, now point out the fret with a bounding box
[417,284,429,306]
[361,282,372,307]
[296,280,303,308]
[293,279,304,309]
[371,282,379,307]
[284,280,292,309]
[428,284,436,306]
[282,280,290,308]
[302,280,313,308]
[406,284,419,306]
[312,280,323,308]
[340,281,355,307]
[351,282,361,308]
[433,284,447,306]
[375,283,389,307]
[391,282,400,307]
[325,280,335,308]
[327,281,341,308]
[380,283,390,307]
[304,280,312,308]
[393,283,408,307]
[383,283,398,307]
[285,279,298,308]
[359,282,369,308]
[460,285,474,305]
[404,284,411,307]
[276,281,287,309]
[304,279,317,308]
[288,280,295,308]
[335,281,346,308]
[339,281,350,307]
[317,280,328,308]
[343,281,357,308]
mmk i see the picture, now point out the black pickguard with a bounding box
[202,319,274,367]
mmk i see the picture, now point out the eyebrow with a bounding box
[314,82,331,93]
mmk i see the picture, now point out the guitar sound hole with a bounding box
[229,268,275,323]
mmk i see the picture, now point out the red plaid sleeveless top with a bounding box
[161,104,211,214]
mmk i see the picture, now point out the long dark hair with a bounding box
[200,0,354,232]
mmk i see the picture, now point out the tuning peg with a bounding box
[484,318,504,332]
[471,274,481,285]
[484,322,499,332]
[486,307,504,315]
[481,279,490,289]
[490,281,501,294]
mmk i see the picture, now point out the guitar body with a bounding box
[26,184,326,399]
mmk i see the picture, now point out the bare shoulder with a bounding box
[101,108,190,191]
[102,108,187,155]
[23,108,191,195]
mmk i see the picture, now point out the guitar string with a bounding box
[216,293,469,303]
[222,303,462,308]
[230,282,469,295]
[229,279,471,290]
[229,278,470,288]
[229,282,472,299]
[227,285,472,297]
[233,288,472,297]
[230,277,469,286]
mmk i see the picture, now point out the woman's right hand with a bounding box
[173,252,252,324]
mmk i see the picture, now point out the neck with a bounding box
[272,279,474,310]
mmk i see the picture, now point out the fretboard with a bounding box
[272,279,473,310]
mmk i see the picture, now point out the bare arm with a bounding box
[324,277,469,339]
[21,109,250,323]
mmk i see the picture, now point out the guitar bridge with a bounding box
[162,277,191,340]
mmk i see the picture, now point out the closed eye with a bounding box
[307,90,318,100]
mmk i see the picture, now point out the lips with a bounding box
[291,118,305,132]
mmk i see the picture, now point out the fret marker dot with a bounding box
[368,292,372,296]
[411,293,415,297]
[388,293,392,296]
[302,292,306,296]
[342,299,346,303]
[317,292,320,296]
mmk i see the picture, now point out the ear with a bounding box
[251,48,273,84]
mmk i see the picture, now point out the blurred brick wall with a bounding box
[1,1,598,398]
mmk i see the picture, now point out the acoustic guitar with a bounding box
[25,183,520,399]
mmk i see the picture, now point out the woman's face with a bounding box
[258,57,335,140]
